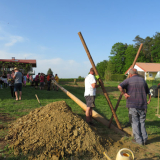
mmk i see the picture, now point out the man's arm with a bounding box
[13,73,16,79]
[91,80,100,88]
[147,94,151,104]
[118,85,130,99]
[91,83,99,88]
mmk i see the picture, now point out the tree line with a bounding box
[96,32,160,80]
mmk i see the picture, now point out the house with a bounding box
[0,57,36,75]
[125,62,160,80]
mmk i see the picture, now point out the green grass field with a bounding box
[0,81,160,135]
[0,81,160,159]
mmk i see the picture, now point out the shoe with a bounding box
[143,141,148,145]
[132,139,143,145]
[89,122,95,126]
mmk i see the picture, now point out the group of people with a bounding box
[0,68,60,100]
[28,72,59,91]
[84,68,151,146]
[47,73,59,91]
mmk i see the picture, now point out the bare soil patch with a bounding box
[5,101,112,160]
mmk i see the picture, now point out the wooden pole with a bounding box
[35,94,42,107]
[108,43,143,128]
[52,80,126,135]
[157,89,159,115]
[78,32,122,130]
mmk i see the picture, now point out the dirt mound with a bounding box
[5,101,111,160]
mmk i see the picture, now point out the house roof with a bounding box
[125,62,160,74]
[0,59,36,67]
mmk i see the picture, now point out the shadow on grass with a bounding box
[77,113,123,142]
[146,120,160,128]
[140,156,160,160]
[147,136,160,144]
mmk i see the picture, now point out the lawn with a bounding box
[0,81,160,159]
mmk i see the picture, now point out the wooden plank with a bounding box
[78,32,122,130]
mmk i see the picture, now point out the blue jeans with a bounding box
[129,108,148,144]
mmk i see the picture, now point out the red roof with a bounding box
[0,59,36,67]
[125,62,160,74]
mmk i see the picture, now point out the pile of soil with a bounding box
[5,101,111,160]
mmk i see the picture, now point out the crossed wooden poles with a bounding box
[78,32,143,130]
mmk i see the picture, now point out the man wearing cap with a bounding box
[13,67,23,101]
[84,68,100,125]
[118,68,151,145]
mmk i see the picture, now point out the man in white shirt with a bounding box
[84,68,100,125]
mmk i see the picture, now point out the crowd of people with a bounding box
[0,68,59,100]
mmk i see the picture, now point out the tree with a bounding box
[151,32,160,63]
[133,35,144,48]
[96,60,108,79]
[47,68,53,75]
[109,42,128,74]
[124,45,138,72]
[133,35,153,62]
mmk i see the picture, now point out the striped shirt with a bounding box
[120,75,150,109]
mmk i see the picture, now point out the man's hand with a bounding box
[124,93,130,99]
[147,94,151,104]
[118,85,130,99]
[147,100,151,104]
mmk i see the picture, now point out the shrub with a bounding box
[59,78,85,82]
[105,72,126,81]
[111,74,126,81]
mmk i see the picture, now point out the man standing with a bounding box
[118,68,151,145]
[47,73,51,91]
[39,73,45,90]
[13,67,22,101]
[84,68,100,125]
[35,73,40,89]
[54,74,59,91]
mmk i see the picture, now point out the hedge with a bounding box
[110,74,126,81]
[105,73,126,81]
[59,78,85,82]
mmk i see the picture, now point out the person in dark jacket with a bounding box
[118,68,151,145]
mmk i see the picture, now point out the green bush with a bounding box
[111,74,126,81]
[59,78,85,82]
[104,69,126,81]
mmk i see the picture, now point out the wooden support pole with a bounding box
[52,80,126,135]
[157,89,159,115]
[78,32,122,130]
[108,43,143,128]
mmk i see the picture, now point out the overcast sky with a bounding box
[0,0,160,78]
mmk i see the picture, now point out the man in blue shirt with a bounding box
[118,68,151,145]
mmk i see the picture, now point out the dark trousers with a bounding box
[4,83,7,88]
[10,86,15,97]
[47,81,51,91]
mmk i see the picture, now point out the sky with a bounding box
[0,0,160,78]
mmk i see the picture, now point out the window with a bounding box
[149,73,153,77]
